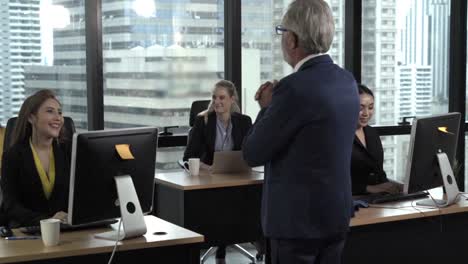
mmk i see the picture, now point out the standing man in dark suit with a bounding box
[242,0,359,263]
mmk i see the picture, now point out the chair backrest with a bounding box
[3,116,76,151]
[189,100,210,127]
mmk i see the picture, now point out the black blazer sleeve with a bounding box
[1,145,48,226]
[351,126,388,195]
[231,113,252,150]
[183,115,207,162]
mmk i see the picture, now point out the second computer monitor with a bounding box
[68,127,158,230]
[404,112,460,195]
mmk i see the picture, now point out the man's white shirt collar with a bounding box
[293,53,325,72]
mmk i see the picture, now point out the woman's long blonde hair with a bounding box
[199,80,241,122]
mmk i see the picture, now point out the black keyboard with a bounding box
[359,191,429,204]
[20,219,118,235]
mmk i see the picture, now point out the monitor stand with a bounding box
[95,175,147,241]
[416,152,460,207]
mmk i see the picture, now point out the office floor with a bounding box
[202,243,265,264]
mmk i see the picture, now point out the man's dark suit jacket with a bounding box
[351,125,388,195]
[0,140,70,227]
[183,111,252,165]
[243,55,359,239]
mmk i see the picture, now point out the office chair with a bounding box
[178,100,210,169]
[189,100,211,127]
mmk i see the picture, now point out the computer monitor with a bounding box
[67,127,158,240]
[403,112,460,206]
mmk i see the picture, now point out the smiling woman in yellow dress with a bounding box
[0,89,71,227]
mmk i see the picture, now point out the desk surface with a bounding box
[154,169,264,190]
[0,216,203,264]
[155,170,468,227]
[351,189,468,227]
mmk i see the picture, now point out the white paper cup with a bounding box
[184,158,200,176]
[40,219,61,246]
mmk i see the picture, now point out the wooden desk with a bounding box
[155,170,468,263]
[0,216,203,264]
[346,189,468,263]
[154,170,263,247]
[155,170,264,190]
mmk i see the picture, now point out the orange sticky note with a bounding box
[438,127,454,135]
[115,144,135,160]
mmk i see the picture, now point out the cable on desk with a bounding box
[458,192,468,199]
[107,220,123,264]
[368,204,417,209]
[409,192,450,232]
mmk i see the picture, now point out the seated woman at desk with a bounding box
[183,79,252,168]
[351,84,402,195]
[1,89,70,227]
[183,80,252,263]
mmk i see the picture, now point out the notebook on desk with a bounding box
[210,150,251,174]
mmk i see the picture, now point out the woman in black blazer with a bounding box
[351,84,402,195]
[183,80,252,166]
[183,80,252,264]
[1,89,70,227]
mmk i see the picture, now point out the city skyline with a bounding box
[0,0,457,175]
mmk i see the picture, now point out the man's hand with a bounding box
[255,80,278,108]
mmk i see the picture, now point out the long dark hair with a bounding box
[10,89,65,148]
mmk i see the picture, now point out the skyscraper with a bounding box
[399,0,449,113]
[427,0,449,108]
[394,0,450,180]
[362,0,398,178]
[0,0,41,125]
[397,65,432,119]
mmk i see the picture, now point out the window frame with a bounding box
[81,0,467,188]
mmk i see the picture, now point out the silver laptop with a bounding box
[210,151,252,174]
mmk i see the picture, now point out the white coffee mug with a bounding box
[40,218,61,246]
[183,158,200,175]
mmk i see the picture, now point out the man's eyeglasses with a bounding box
[275,25,288,35]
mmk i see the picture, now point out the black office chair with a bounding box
[189,100,211,127]
[3,116,76,151]
[178,100,210,169]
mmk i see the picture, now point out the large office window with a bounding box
[362,0,450,184]
[0,0,87,128]
[381,135,410,182]
[362,0,450,127]
[101,0,224,171]
[102,0,224,129]
[240,0,345,118]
